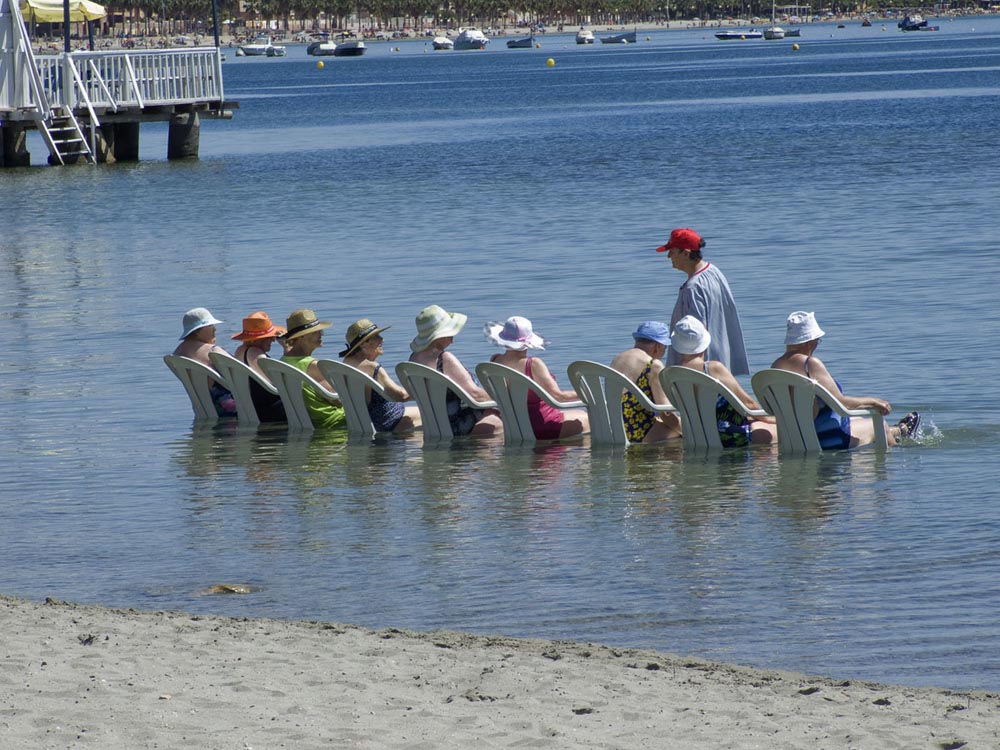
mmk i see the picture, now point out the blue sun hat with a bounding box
[632,320,671,347]
[179,307,223,340]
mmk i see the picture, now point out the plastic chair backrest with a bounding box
[163,354,226,421]
[258,358,339,432]
[395,361,495,441]
[475,361,585,446]
[209,351,280,427]
[660,366,766,450]
[750,368,888,453]
[315,359,390,439]
[566,360,676,446]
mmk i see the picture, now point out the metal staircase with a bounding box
[37,107,95,165]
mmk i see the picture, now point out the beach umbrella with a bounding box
[18,0,105,22]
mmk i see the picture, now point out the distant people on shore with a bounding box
[657,227,750,375]
[409,305,502,437]
[485,316,589,440]
[340,319,420,434]
[231,311,287,423]
[670,316,777,447]
[173,307,236,416]
[609,320,682,443]
[770,311,919,448]
[280,309,346,430]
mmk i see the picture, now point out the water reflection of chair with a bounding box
[567,360,677,446]
[395,361,496,442]
[315,359,390,440]
[475,361,586,446]
[163,354,227,421]
[751,369,888,453]
[258,358,340,432]
[660,366,767,451]
[209,351,281,427]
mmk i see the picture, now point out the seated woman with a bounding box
[408,305,502,437]
[231,311,287,423]
[279,309,346,430]
[609,320,682,443]
[484,316,589,440]
[770,311,919,449]
[340,318,421,434]
[671,315,777,447]
[172,307,236,416]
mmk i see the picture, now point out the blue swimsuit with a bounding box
[368,365,405,432]
[806,357,852,450]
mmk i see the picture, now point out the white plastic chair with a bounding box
[751,368,888,453]
[395,361,496,441]
[258,358,341,432]
[208,351,281,427]
[566,360,677,446]
[660,366,767,450]
[315,359,394,439]
[163,354,228,421]
[475,361,586,446]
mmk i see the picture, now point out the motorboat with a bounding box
[506,35,534,48]
[784,27,801,36]
[714,28,763,40]
[898,14,939,31]
[576,28,595,44]
[600,30,637,44]
[332,40,366,56]
[432,35,454,50]
[454,28,489,50]
[239,35,286,57]
[307,40,337,56]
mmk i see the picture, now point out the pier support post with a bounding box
[167,110,200,160]
[1,124,32,168]
[89,124,116,164]
[113,123,140,162]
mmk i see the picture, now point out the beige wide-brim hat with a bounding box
[340,319,391,357]
[283,309,332,341]
[670,315,712,355]
[784,311,826,346]
[410,305,467,353]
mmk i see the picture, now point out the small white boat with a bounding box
[575,28,595,44]
[332,40,366,56]
[307,40,337,56]
[600,30,637,44]
[239,35,286,57]
[763,25,785,39]
[432,35,454,50]
[454,28,489,50]
[714,28,763,40]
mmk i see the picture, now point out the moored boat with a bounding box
[600,30,637,44]
[575,28,595,44]
[454,28,489,50]
[333,40,366,56]
[239,35,285,57]
[715,28,763,40]
[432,35,454,50]
[506,35,534,48]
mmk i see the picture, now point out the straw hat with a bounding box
[283,309,332,342]
[410,305,467,353]
[484,316,547,351]
[670,315,712,355]
[784,311,825,346]
[340,319,391,357]
[232,311,286,341]
[632,320,671,346]
[179,307,223,340]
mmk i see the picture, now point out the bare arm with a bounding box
[530,358,579,402]
[708,361,760,411]
[806,356,891,415]
[376,365,410,402]
[441,352,492,403]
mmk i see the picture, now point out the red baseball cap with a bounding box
[655,227,703,253]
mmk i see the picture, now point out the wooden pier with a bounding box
[1,0,235,166]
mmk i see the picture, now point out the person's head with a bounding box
[484,316,547,352]
[670,315,712,357]
[283,309,332,353]
[631,320,671,358]
[340,319,391,359]
[232,311,286,353]
[179,307,223,342]
[410,305,467,353]
[783,310,825,352]
[655,227,705,269]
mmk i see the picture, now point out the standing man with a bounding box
[656,227,750,375]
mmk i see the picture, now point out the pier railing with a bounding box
[33,47,224,113]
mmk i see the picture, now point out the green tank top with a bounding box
[280,355,346,430]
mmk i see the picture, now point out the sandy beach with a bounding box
[1,595,997,749]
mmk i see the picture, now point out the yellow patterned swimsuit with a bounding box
[621,359,656,443]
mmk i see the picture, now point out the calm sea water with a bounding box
[3,18,1000,690]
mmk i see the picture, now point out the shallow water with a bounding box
[3,18,1000,690]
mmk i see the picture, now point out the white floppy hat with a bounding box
[670,315,712,355]
[784,311,825,346]
[484,316,547,351]
[179,307,223,340]
[410,305,468,353]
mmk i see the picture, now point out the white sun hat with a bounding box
[179,307,223,340]
[784,311,826,346]
[669,315,712,355]
[410,305,468,353]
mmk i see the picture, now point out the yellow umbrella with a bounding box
[19,0,106,22]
